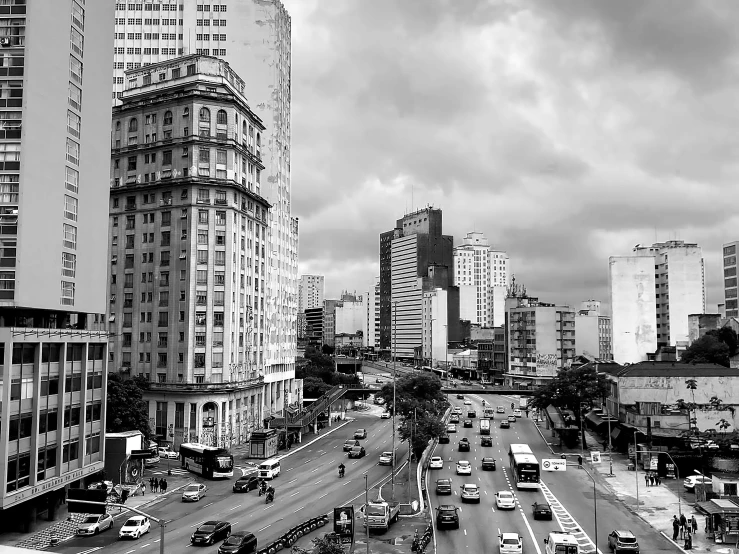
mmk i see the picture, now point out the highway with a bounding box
[55,409,409,554]
[428,392,677,554]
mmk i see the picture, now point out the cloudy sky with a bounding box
[283,0,738,312]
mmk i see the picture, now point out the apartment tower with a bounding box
[298,274,324,313]
[723,241,738,318]
[0,0,114,530]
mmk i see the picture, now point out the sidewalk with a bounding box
[534,420,724,554]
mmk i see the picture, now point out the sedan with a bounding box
[499,532,523,554]
[449,415,460,424]
[438,434,450,444]
[507,415,516,423]
[232,475,259,493]
[513,409,522,418]
[447,424,457,433]
[464,400,472,405]
[344,439,360,452]
[453,407,463,415]
[495,491,516,510]
[458,438,470,452]
[376,378,383,383]
[182,483,207,502]
[379,451,394,466]
[500,420,510,429]
[380,412,391,419]
[118,516,150,540]
[460,484,481,503]
[496,406,505,413]
[435,478,452,495]
[77,513,114,536]
[158,447,179,459]
[457,394,465,400]
[191,521,231,545]
[429,456,444,469]
[354,429,367,439]
[683,475,711,491]
[481,437,493,447]
[463,419,473,428]
[349,446,366,458]
[456,461,472,475]
[481,457,496,471]
[532,501,553,520]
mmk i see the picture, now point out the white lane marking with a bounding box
[319,493,328,499]
[290,491,300,497]
[257,524,272,532]
[202,502,213,508]
[310,467,321,473]
[287,467,294,471]
[464,529,467,536]
[78,549,102,554]
[293,506,304,513]
[126,550,136,554]
[229,504,242,510]
[315,480,322,485]
[141,544,151,548]
[285,478,298,484]
[191,521,206,527]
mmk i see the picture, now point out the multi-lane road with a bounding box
[428,392,676,554]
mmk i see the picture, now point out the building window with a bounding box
[65,166,79,193]
[60,281,75,305]
[216,109,227,125]
[64,195,78,221]
[129,118,138,132]
[63,224,77,249]
[199,107,210,123]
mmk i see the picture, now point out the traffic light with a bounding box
[67,488,108,514]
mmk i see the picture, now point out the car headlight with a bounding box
[192,534,196,540]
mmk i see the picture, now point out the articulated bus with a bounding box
[508,444,540,489]
[179,443,234,479]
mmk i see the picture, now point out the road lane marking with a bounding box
[126,550,136,554]
[287,467,294,471]
[310,467,321,473]
[202,502,213,508]
[141,544,151,548]
[315,480,322,485]
[154,539,160,543]
[229,504,242,510]
[258,524,272,532]
[290,491,300,497]
[319,493,328,499]
[293,506,304,513]
[464,529,467,535]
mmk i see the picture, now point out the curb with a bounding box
[660,531,691,554]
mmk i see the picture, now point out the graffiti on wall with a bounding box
[536,353,557,370]
[620,377,674,389]
[200,428,215,447]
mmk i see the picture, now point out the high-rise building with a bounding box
[575,301,612,361]
[108,55,299,449]
[0,0,114,530]
[609,240,705,363]
[298,274,324,313]
[454,231,509,327]
[723,241,738,318]
[363,278,380,349]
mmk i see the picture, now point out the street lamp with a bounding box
[633,437,682,515]
[578,464,599,552]
[391,300,398,496]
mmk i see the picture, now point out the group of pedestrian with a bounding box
[672,514,699,549]
[148,477,168,493]
[644,472,661,486]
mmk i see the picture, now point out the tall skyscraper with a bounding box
[609,240,705,363]
[113,1,297,422]
[0,0,114,530]
[723,241,738,318]
[453,231,509,327]
[298,274,324,313]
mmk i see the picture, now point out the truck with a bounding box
[364,500,401,531]
[480,418,491,435]
[519,397,528,410]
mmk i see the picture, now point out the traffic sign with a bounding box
[542,459,567,472]
[591,451,602,464]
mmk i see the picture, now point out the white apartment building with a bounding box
[390,234,424,359]
[335,298,363,336]
[362,278,380,349]
[723,241,738,318]
[298,274,324,314]
[454,231,509,327]
[112,0,297,419]
[422,288,449,367]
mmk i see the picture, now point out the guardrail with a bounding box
[256,513,331,554]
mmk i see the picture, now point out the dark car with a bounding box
[481,436,493,447]
[500,420,510,429]
[354,429,367,439]
[467,411,476,418]
[436,505,460,529]
[463,419,473,428]
[532,502,552,520]
[343,439,360,452]
[232,476,259,493]
[217,531,257,554]
[481,457,496,470]
[438,434,450,444]
[456,394,464,400]
[449,415,460,424]
[348,446,366,459]
[608,530,640,554]
[191,521,232,546]
[435,478,452,495]
[376,378,382,383]
[458,438,470,452]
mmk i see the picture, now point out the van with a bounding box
[258,459,281,480]
[544,532,580,554]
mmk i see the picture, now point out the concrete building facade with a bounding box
[362,278,379,349]
[298,274,324,314]
[723,241,738,318]
[575,301,613,360]
[0,0,114,530]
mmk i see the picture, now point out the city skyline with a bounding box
[285,0,737,311]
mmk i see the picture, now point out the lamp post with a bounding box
[578,464,599,552]
[443,324,448,379]
[391,300,398,496]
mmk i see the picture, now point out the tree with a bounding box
[681,334,730,367]
[309,535,344,554]
[377,372,447,419]
[106,372,152,442]
[686,378,699,435]
[529,365,610,414]
[302,376,332,398]
[717,418,731,437]
[715,327,739,357]
[399,411,447,461]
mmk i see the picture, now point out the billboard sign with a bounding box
[333,506,354,545]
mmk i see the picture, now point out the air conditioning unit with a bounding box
[1,38,11,47]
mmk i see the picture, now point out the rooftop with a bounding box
[596,361,739,378]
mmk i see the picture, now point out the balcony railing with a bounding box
[147,374,264,393]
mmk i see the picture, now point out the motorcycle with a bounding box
[258,483,267,497]
[265,490,274,504]
[338,467,345,478]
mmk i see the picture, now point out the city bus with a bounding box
[508,444,540,489]
[179,443,234,479]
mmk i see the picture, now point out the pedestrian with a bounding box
[161,479,167,493]
[149,477,154,492]
[645,473,650,487]
[691,515,698,534]
[651,474,656,487]
[680,513,688,539]
[684,528,692,550]
[673,516,680,541]
[657,474,662,486]
[154,478,160,493]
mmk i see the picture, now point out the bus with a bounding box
[179,443,234,479]
[508,444,540,489]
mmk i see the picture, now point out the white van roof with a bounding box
[549,533,579,545]
[259,459,280,465]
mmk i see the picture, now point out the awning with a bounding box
[611,427,622,440]
[585,410,604,427]
[697,500,739,515]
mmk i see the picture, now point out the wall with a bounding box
[335,301,364,336]
[459,285,477,324]
[391,235,423,358]
[609,256,658,363]
[617,374,739,406]
[575,313,600,358]
[688,314,722,343]
[666,247,706,344]
[534,307,560,378]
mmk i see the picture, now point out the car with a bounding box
[191,521,232,546]
[464,400,472,405]
[683,475,711,491]
[456,460,472,475]
[376,378,383,383]
[481,457,496,470]
[457,394,465,400]
[379,451,394,465]
[158,447,179,459]
[438,434,450,444]
[232,475,259,493]
[349,446,366,458]
[380,412,391,419]
[481,436,493,447]
[217,531,258,554]
[354,429,367,439]
[460,483,481,503]
[495,490,516,509]
[500,420,510,429]
[458,438,470,452]
[376,397,385,405]
[513,409,522,418]
[453,407,463,415]
[507,415,516,423]
[182,483,207,502]
[118,515,150,540]
[449,415,460,424]
[344,439,360,452]
[435,478,452,495]
[436,505,460,529]
[87,480,114,493]
[704,440,720,450]
[499,532,523,554]
[447,424,457,433]
[77,513,114,536]
[607,530,640,554]
[532,501,553,520]
[463,419,473,428]
[467,411,476,418]
[429,456,444,469]
[497,406,505,413]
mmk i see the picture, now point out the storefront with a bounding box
[697,499,739,543]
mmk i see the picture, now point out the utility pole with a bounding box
[391,300,397,496]
[365,473,370,554]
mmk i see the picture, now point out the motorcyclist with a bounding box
[511,402,514,410]
[266,486,275,502]
[338,463,345,478]
[258,479,267,496]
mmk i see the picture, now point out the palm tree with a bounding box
[686,379,698,435]
[717,418,731,437]
[709,396,723,410]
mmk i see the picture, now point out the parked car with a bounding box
[532,501,553,520]
[349,446,366,459]
[436,505,460,529]
[344,439,360,452]
[232,475,259,493]
[435,478,452,495]
[460,484,481,503]
[182,483,207,502]
[191,521,232,545]
[354,429,367,439]
[495,491,516,510]
[499,532,523,554]
[118,516,150,540]
[77,513,114,536]
[683,475,711,491]
[607,530,640,554]
[481,457,496,471]
[429,456,444,469]
[481,436,493,447]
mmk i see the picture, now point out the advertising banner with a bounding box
[333,506,354,545]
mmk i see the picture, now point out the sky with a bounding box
[283,0,739,312]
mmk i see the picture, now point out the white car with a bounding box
[182,483,207,502]
[118,515,150,539]
[497,406,505,414]
[456,461,472,475]
[379,451,394,466]
[158,447,179,459]
[513,409,522,418]
[460,484,481,503]
[464,400,472,405]
[453,407,463,415]
[380,412,391,419]
[684,475,711,491]
[495,491,516,510]
[447,423,457,433]
[77,513,114,536]
[429,456,444,469]
[499,532,523,554]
